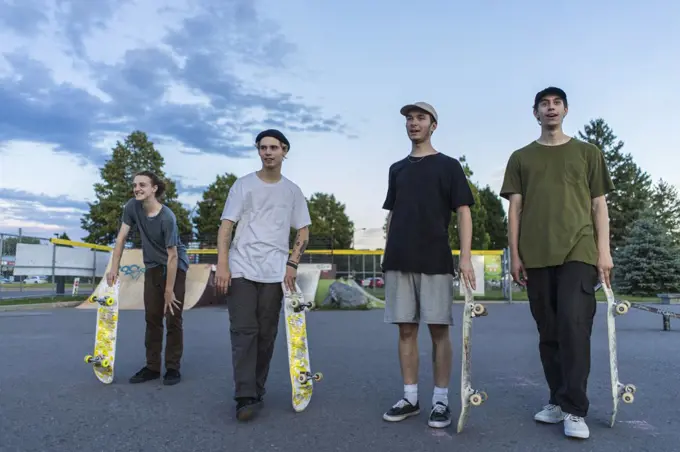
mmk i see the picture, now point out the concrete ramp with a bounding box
[78,249,220,310]
[78,250,323,310]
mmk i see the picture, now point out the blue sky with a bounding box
[1,0,678,248]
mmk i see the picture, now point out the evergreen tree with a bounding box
[81,131,192,245]
[192,172,239,245]
[304,193,354,249]
[577,118,653,250]
[448,155,490,250]
[478,185,508,249]
[613,212,680,296]
[650,178,680,246]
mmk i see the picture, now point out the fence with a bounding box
[1,228,521,301]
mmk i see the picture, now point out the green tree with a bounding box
[192,172,239,245]
[577,118,653,250]
[303,193,354,249]
[80,131,192,245]
[54,232,72,248]
[0,236,40,255]
[448,156,490,251]
[613,212,680,296]
[478,185,508,249]
[649,178,680,246]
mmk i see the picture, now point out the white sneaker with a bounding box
[564,414,590,439]
[534,404,565,423]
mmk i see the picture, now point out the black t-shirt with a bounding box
[381,152,475,275]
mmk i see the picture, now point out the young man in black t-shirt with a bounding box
[381,102,476,429]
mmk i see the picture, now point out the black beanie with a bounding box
[255,129,290,150]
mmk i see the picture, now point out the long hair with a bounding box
[134,170,166,199]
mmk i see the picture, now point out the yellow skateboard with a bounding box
[84,279,120,384]
[283,281,322,412]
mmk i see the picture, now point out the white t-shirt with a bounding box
[220,171,312,283]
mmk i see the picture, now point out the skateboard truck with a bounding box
[618,383,637,404]
[84,353,111,369]
[297,371,323,384]
[290,299,314,312]
[88,294,115,307]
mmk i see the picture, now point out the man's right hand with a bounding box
[106,271,118,287]
[215,265,231,295]
[511,256,527,286]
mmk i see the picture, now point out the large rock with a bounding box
[321,281,369,309]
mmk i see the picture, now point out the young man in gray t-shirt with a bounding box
[107,170,190,386]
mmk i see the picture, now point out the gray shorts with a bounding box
[384,271,454,325]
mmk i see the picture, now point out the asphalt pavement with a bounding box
[1,303,678,452]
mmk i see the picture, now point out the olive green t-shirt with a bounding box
[499,138,615,269]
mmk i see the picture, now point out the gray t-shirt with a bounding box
[122,198,189,272]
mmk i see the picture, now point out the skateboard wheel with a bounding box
[480,391,488,402]
[297,374,307,383]
[308,301,316,310]
[88,295,97,303]
[291,300,300,309]
[622,393,634,403]
[104,297,114,306]
[101,359,110,368]
[616,304,628,315]
[473,304,486,315]
[622,300,631,308]
[84,355,93,363]
[313,372,323,382]
[470,393,483,406]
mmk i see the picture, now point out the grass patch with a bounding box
[0,295,78,306]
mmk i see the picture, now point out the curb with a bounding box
[0,301,81,312]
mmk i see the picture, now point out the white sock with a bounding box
[404,384,418,405]
[433,386,448,406]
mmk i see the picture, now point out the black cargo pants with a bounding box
[226,277,284,400]
[525,261,598,417]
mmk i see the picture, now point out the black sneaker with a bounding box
[235,397,262,422]
[129,366,160,384]
[163,369,181,386]
[428,402,452,428]
[383,398,420,422]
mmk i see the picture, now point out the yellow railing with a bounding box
[49,238,504,256]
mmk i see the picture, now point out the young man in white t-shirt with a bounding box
[215,129,312,422]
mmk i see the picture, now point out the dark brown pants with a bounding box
[226,277,283,400]
[144,266,186,372]
[525,261,598,417]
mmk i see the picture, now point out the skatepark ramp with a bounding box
[78,249,323,310]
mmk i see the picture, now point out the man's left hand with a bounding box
[164,290,181,316]
[284,265,297,293]
[597,249,614,288]
[459,255,476,291]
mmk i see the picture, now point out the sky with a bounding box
[0,0,678,249]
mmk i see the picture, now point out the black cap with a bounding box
[533,87,567,109]
[255,129,290,150]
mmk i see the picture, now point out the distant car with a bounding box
[24,276,48,284]
[0,277,11,284]
[362,277,384,288]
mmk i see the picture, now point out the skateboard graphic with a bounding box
[84,279,120,384]
[457,280,488,433]
[283,281,323,412]
[602,283,636,427]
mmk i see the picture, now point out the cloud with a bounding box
[0,0,350,238]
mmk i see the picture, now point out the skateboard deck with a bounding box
[603,284,636,427]
[282,281,322,412]
[457,280,488,433]
[84,279,120,384]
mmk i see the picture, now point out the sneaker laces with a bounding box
[432,402,447,414]
[564,414,584,423]
[393,398,410,408]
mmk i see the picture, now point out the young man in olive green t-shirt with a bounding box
[500,87,615,440]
